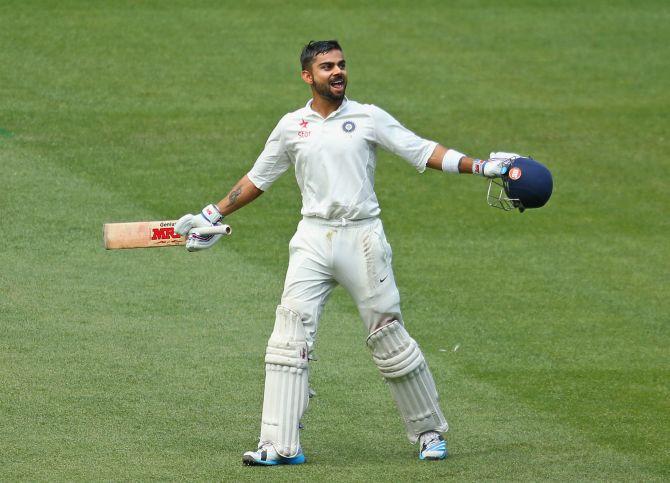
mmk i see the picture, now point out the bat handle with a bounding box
[190,224,232,236]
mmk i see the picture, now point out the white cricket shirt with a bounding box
[247,98,437,221]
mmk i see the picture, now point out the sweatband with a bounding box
[441,149,465,173]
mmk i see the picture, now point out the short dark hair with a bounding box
[300,40,342,71]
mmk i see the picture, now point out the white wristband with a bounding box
[441,149,465,173]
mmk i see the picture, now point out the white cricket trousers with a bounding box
[261,216,448,448]
[280,216,402,351]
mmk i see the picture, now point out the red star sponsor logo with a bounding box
[298,119,311,138]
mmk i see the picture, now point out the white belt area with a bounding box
[301,216,377,228]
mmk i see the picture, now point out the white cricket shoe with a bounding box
[242,442,306,466]
[419,431,447,460]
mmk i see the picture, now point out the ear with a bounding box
[301,69,313,85]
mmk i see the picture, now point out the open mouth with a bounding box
[330,78,345,90]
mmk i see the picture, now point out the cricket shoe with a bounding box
[242,442,306,466]
[419,432,447,461]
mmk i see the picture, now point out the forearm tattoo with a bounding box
[226,186,242,207]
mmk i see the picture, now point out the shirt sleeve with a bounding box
[369,105,438,173]
[247,116,292,191]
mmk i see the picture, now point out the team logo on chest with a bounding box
[342,120,356,133]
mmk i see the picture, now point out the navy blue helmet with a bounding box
[487,157,553,212]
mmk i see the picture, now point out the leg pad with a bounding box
[260,306,309,457]
[367,320,448,442]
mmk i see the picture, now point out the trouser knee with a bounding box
[279,298,321,353]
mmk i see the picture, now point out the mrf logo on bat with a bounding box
[151,221,181,240]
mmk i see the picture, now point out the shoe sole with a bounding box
[242,454,306,466]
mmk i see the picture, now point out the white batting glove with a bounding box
[471,158,506,178]
[472,152,522,178]
[175,204,224,252]
[487,151,524,177]
[489,151,522,161]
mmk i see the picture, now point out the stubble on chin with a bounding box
[314,80,346,101]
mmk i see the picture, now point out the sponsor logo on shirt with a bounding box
[298,118,311,137]
[342,120,356,133]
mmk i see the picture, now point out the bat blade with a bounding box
[103,220,231,249]
[103,220,185,249]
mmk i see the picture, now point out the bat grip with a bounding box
[190,224,232,236]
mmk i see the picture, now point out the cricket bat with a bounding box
[103,220,231,249]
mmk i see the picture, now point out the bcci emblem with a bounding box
[342,120,356,133]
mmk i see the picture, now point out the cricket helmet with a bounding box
[487,156,553,212]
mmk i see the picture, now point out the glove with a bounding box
[175,203,224,252]
[472,152,522,178]
[489,151,522,161]
[486,151,524,177]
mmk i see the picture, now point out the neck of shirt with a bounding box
[307,97,348,119]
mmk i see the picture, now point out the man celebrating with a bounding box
[175,40,508,465]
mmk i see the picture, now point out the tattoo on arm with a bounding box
[226,186,242,207]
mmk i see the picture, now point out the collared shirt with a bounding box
[247,98,437,221]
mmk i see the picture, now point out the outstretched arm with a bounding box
[215,175,264,216]
[426,144,509,177]
[426,145,474,173]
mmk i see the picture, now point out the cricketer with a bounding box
[175,40,511,465]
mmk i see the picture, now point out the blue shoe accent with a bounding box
[247,458,279,466]
[243,446,306,466]
[419,438,448,460]
[281,453,306,465]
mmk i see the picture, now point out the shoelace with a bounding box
[421,434,442,451]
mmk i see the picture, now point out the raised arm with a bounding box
[426,145,472,173]
[369,106,507,178]
[426,144,507,177]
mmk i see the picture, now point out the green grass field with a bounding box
[1,0,668,480]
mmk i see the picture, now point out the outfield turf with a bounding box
[1,0,668,480]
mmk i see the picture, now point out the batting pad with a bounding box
[260,305,309,457]
[367,320,448,442]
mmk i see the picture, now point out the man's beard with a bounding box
[313,77,346,101]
